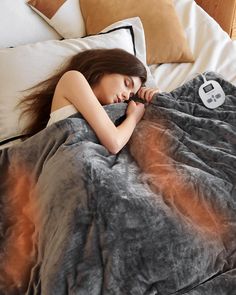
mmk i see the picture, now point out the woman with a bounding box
[19,48,158,154]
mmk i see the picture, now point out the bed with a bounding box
[0,1,236,294]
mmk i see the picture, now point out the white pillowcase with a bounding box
[27,0,86,39]
[0,0,61,48]
[0,17,155,144]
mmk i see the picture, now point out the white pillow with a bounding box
[27,0,86,39]
[0,17,155,144]
[0,0,61,48]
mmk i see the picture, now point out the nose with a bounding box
[121,90,131,101]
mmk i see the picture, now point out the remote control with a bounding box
[198,79,225,109]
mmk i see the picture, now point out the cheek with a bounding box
[106,83,118,97]
[102,87,111,99]
[100,78,120,99]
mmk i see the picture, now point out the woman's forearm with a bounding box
[112,114,137,154]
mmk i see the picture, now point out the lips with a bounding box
[114,96,120,103]
[117,96,122,103]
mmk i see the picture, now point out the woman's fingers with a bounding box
[137,87,159,102]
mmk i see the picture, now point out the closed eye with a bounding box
[125,77,134,89]
[124,79,130,87]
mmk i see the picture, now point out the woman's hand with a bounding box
[126,100,145,123]
[137,86,159,103]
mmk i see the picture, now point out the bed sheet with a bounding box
[149,0,236,92]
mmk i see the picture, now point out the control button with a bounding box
[215,93,221,99]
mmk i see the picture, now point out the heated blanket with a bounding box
[0,72,236,295]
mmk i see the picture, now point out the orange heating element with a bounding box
[1,164,38,291]
[130,121,225,236]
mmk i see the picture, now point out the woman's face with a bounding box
[92,73,142,105]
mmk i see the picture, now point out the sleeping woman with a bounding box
[19,48,158,154]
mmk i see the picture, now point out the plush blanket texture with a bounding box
[0,72,236,295]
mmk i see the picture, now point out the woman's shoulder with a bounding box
[58,69,92,95]
[60,70,85,83]
[51,71,87,112]
[57,70,90,93]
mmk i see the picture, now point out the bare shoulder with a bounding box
[51,71,87,111]
[60,70,84,81]
[58,70,87,90]
[56,70,104,115]
[56,70,94,105]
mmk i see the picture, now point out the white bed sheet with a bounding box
[149,0,236,92]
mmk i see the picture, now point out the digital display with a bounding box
[203,83,214,93]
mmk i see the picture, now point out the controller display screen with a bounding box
[203,83,214,93]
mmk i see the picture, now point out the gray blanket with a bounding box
[0,72,236,295]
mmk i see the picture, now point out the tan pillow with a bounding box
[79,0,194,65]
[27,0,66,19]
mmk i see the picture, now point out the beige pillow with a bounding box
[27,0,85,38]
[79,0,194,65]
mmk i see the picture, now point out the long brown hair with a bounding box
[19,48,147,137]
